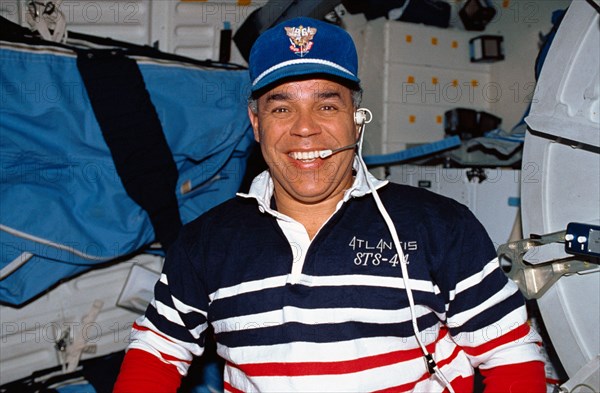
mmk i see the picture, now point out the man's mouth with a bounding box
[288,150,322,162]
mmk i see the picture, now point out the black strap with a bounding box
[0,16,245,71]
[76,49,182,249]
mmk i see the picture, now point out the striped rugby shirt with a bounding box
[127,164,544,392]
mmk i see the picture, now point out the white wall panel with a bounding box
[389,165,521,249]
[0,1,268,64]
[351,0,572,155]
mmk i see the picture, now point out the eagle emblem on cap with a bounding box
[285,25,317,57]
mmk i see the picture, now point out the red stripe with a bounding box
[113,349,183,393]
[374,345,467,393]
[437,343,463,368]
[132,322,192,364]
[461,323,533,357]
[224,381,245,393]
[232,329,449,377]
[159,351,192,364]
[133,322,176,346]
[479,361,546,392]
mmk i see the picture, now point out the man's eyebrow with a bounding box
[265,92,292,103]
[263,89,343,103]
[315,90,342,100]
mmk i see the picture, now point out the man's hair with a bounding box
[248,87,363,114]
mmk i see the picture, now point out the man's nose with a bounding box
[290,109,321,137]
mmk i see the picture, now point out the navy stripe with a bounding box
[449,290,524,335]
[215,314,440,348]
[154,280,206,328]
[447,268,508,319]
[210,284,444,322]
[145,304,200,342]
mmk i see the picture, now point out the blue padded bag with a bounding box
[0,41,254,305]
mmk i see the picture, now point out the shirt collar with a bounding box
[237,156,388,217]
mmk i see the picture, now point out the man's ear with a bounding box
[248,106,260,143]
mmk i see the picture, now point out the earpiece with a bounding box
[354,108,372,126]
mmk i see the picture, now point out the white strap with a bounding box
[26,1,68,43]
[63,300,104,372]
[0,252,33,280]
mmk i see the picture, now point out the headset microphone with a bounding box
[318,142,358,159]
[318,108,372,159]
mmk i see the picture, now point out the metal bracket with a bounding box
[498,230,598,299]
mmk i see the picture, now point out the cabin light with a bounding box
[469,35,504,63]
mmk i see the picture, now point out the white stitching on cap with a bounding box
[252,58,356,87]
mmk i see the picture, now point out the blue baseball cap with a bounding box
[248,17,360,93]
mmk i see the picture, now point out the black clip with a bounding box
[425,353,437,375]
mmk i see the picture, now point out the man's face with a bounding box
[248,79,359,206]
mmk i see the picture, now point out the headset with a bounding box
[349,108,457,393]
[318,108,373,159]
[354,107,371,126]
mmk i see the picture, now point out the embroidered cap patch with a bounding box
[285,25,317,57]
[248,17,360,92]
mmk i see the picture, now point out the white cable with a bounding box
[355,121,456,393]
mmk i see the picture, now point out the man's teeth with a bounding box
[290,151,321,160]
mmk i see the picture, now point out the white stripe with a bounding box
[454,258,500,295]
[252,58,356,87]
[445,258,500,312]
[448,279,519,327]
[159,273,168,285]
[308,273,438,293]
[172,295,208,317]
[0,40,230,73]
[212,304,433,334]
[452,306,533,349]
[463,307,543,368]
[477,341,544,369]
[225,357,430,392]
[152,299,185,326]
[219,332,437,364]
[0,224,110,261]
[223,340,467,392]
[132,317,203,357]
[151,298,208,340]
[153,278,209,338]
[188,321,209,340]
[0,40,75,57]
[210,273,438,303]
[0,252,33,279]
[209,274,288,302]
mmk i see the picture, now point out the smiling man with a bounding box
[114,17,546,393]
[248,78,359,238]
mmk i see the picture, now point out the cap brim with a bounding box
[250,63,360,93]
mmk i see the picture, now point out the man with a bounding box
[114,17,545,392]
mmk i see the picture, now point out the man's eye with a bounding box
[321,105,337,111]
[272,107,289,113]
